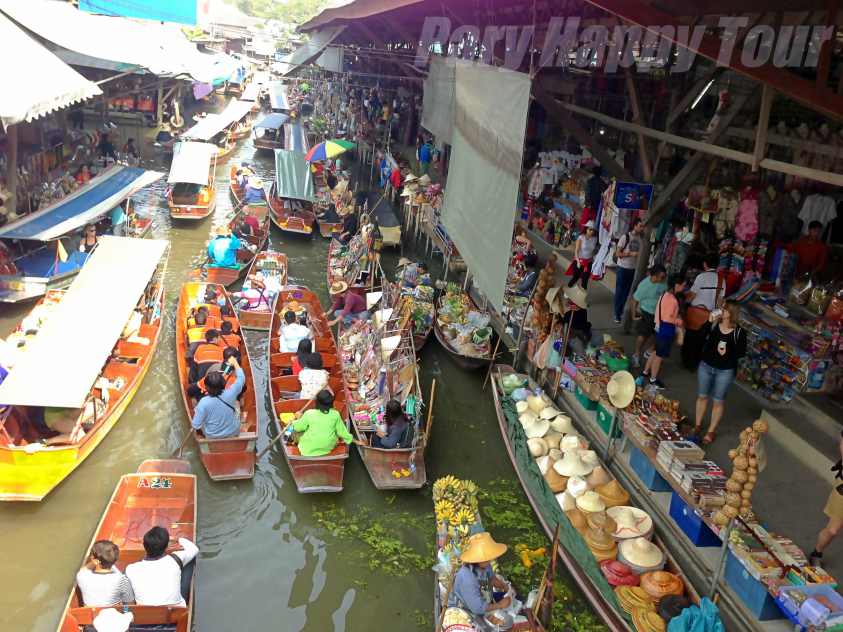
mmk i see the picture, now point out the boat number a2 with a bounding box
[137,477,173,489]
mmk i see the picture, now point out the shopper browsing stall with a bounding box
[693,302,747,445]
[681,254,721,370]
[638,274,686,390]
[810,431,843,566]
[567,221,598,289]
[613,218,644,324]
[630,265,667,368]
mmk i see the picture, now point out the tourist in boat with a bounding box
[191,354,245,439]
[187,307,211,343]
[243,210,261,234]
[187,329,223,383]
[298,352,329,399]
[98,133,117,160]
[290,389,354,456]
[207,226,241,269]
[79,224,99,254]
[219,320,241,349]
[188,347,242,403]
[449,532,513,618]
[291,339,312,376]
[42,406,91,445]
[327,281,368,327]
[243,176,265,204]
[76,540,135,607]
[373,400,410,449]
[279,309,311,353]
[125,526,198,607]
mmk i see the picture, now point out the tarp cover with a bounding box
[268,81,289,111]
[254,113,289,130]
[274,149,314,202]
[79,0,197,25]
[281,25,346,75]
[240,82,261,102]
[299,1,419,32]
[285,123,308,153]
[0,236,168,408]
[422,56,455,144]
[182,99,252,141]
[0,166,162,241]
[0,12,100,128]
[316,45,343,73]
[441,61,530,311]
[168,142,217,185]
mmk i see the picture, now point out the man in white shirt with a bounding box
[125,526,198,607]
[681,254,720,370]
[279,309,312,353]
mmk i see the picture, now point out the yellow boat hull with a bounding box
[0,344,154,501]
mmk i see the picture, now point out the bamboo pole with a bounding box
[423,378,437,446]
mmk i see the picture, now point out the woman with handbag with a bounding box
[693,301,747,445]
[638,275,686,389]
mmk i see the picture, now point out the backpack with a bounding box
[398,420,416,449]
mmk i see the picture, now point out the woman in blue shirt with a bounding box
[449,532,512,618]
[373,400,408,449]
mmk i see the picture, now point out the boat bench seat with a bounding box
[269,351,337,370]
[114,340,150,359]
[65,605,187,628]
[285,443,347,458]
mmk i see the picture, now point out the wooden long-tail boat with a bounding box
[490,364,700,632]
[268,183,316,236]
[55,459,196,632]
[340,303,430,490]
[433,289,493,371]
[168,142,218,221]
[267,286,350,493]
[326,232,374,299]
[0,237,168,501]
[235,250,288,331]
[230,117,253,140]
[175,282,258,481]
[215,136,237,162]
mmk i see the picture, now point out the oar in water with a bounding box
[256,396,316,460]
[171,428,193,458]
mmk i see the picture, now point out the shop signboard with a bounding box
[79,0,199,25]
[613,181,654,211]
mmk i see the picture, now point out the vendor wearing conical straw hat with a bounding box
[449,532,512,616]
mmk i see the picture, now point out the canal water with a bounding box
[0,137,595,631]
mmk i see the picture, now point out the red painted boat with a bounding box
[268,182,316,236]
[267,286,350,493]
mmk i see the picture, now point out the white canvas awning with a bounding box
[240,82,261,102]
[0,236,168,408]
[220,99,253,125]
[182,99,251,141]
[281,25,346,76]
[168,142,218,185]
[0,12,100,128]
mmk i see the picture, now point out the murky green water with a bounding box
[0,136,593,631]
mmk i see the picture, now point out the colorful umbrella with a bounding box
[304,139,356,163]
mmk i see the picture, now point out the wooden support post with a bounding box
[156,79,164,127]
[5,124,17,218]
[624,69,652,181]
[751,85,774,172]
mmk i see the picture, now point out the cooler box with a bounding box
[724,550,783,621]
[575,386,598,411]
[596,402,622,438]
[668,491,722,547]
[629,445,672,492]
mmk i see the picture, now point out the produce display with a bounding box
[436,283,492,358]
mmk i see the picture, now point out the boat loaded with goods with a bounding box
[435,283,494,370]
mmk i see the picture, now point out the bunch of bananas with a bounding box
[434,499,456,524]
[433,476,480,508]
[451,507,476,533]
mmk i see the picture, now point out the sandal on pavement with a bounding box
[702,431,716,446]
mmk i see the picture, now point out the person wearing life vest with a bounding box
[199,186,210,205]
[220,304,240,333]
[187,347,245,403]
[219,320,241,350]
[187,329,224,383]
[186,308,211,344]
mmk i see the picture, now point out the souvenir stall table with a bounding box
[737,293,840,402]
[558,361,843,628]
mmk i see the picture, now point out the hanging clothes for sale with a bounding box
[798,193,837,233]
[734,186,759,242]
[527,163,544,198]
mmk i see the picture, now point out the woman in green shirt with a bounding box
[292,390,354,456]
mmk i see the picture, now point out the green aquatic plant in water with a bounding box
[480,479,609,632]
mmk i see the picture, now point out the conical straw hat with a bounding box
[606,370,636,409]
[460,532,508,563]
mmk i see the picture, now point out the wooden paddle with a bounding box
[256,396,316,460]
[171,428,193,458]
[481,336,503,391]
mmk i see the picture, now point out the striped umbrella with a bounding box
[304,139,356,163]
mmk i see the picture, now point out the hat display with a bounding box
[555,451,593,477]
[579,449,599,467]
[600,560,640,587]
[519,410,538,426]
[585,526,617,562]
[515,401,530,414]
[618,538,665,574]
[523,417,550,439]
[586,466,612,488]
[556,490,576,511]
[606,370,636,409]
[564,284,589,309]
[542,430,563,450]
[460,532,508,563]
[536,454,553,475]
[404,173,418,182]
[607,506,653,540]
[548,448,563,461]
[586,510,617,536]
[526,394,546,414]
[566,507,588,533]
[566,475,588,497]
[540,406,560,420]
[640,571,684,604]
[418,174,432,186]
[631,608,666,632]
[596,479,631,509]
[543,465,567,493]
[329,280,349,295]
[615,586,656,614]
[576,490,607,513]
[549,414,574,434]
[560,434,583,453]
[545,286,564,314]
[528,437,548,458]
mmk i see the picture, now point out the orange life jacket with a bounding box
[193,343,224,365]
[220,333,241,349]
[222,316,240,333]
[195,303,222,321]
[196,364,236,393]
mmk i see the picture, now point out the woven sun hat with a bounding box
[397,257,412,267]
[607,506,653,540]
[596,479,631,509]
[556,490,576,511]
[566,475,588,498]
[418,174,432,186]
[555,452,593,477]
[618,538,665,573]
[606,370,636,409]
[523,417,550,439]
[248,175,263,188]
[515,401,530,415]
[460,532,508,564]
[587,465,612,488]
[563,284,588,309]
[550,414,574,434]
[545,286,564,314]
[404,172,418,182]
[559,434,583,453]
[540,406,560,420]
[400,188,416,198]
[576,490,607,513]
[329,280,349,295]
[632,608,666,632]
[579,449,599,467]
[640,571,684,604]
[601,560,640,587]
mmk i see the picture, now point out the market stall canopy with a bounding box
[0,166,162,241]
[0,11,100,128]
[254,113,290,130]
[168,142,218,185]
[252,71,271,85]
[274,149,315,202]
[182,100,252,141]
[240,82,261,102]
[285,122,308,153]
[0,0,238,81]
[298,0,419,32]
[0,236,168,408]
[281,25,346,75]
[268,82,289,111]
